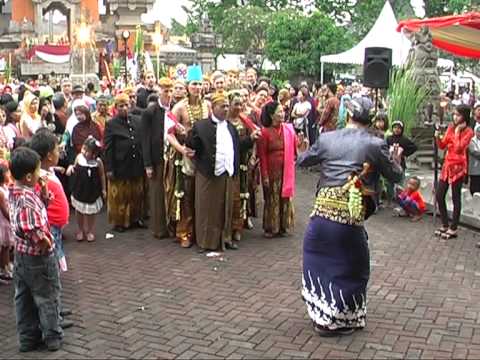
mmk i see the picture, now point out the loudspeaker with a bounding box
[363,47,392,89]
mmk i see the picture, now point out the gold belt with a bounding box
[311,186,365,226]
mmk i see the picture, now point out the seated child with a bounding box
[9,147,63,352]
[394,176,426,221]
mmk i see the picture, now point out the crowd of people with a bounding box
[0,65,479,350]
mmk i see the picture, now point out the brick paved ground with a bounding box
[1,171,480,359]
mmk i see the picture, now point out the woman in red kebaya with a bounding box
[435,104,474,240]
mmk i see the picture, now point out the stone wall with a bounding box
[21,61,70,76]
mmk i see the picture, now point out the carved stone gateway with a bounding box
[406,26,442,127]
[5,0,155,81]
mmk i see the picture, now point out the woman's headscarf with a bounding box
[66,99,88,135]
[71,105,101,155]
[22,92,39,118]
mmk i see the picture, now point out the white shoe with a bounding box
[246,218,254,229]
[392,207,406,217]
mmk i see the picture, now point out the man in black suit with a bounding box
[140,77,173,239]
[187,92,256,252]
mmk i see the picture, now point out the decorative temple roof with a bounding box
[108,0,155,12]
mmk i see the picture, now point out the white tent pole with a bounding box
[321,60,324,84]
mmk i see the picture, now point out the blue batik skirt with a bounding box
[302,215,369,330]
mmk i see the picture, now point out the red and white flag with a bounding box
[27,45,70,64]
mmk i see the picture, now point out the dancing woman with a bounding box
[297,98,403,336]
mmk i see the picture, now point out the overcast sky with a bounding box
[113,0,425,25]
[46,0,424,26]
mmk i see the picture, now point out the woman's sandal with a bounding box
[76,232,84,242]
[263,232,274,239]
[441,229,458,240]
[86,233,96,242]
[434,227,448,237]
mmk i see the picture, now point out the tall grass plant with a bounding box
[387,67,429,138]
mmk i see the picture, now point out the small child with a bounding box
[9,147,62,352]
[394,176,426,221]
[0,164,14,283]
[29,129,70,272]
[30,129,74,329]
[385,120,418,204]
[372,111,388,139]
[67,136,106,242]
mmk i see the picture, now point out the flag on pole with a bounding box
[144,52,154,72]
[134,25,144,54]
[134,25,145,79]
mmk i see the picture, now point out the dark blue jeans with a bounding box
[14,252,63,346]
[50,226,65,260]
[50,225,66,317]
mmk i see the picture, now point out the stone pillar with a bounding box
[407,26,441,127]
[190,16,220,75]
[34,3,42,36]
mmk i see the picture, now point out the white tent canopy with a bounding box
[320,1,410,81]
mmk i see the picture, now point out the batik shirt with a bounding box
[9,184,54,256]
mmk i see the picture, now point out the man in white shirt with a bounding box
[187,93,254,252]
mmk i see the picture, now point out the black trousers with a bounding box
[470,175,480,195]
[436,177,464,230]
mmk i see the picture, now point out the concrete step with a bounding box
[407,169,480,229]
[414,149,434,157]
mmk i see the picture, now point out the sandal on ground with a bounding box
[263,232,274,239]
[86,233,96,242]
[441,229,458,240]
[113,226,125,233]
[75,232,84,242]
[434,227,448,237]
[410,215,423,222]
[313,324,355,337]
[0,270,13,281]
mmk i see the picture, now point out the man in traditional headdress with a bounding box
[92,95,110,132]
[168,65,211,248]
[187,92,253,252]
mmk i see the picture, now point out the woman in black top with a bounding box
[104,94,145,232]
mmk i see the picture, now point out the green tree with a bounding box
[424,0,472,17]
[214,6,272,55]
[183,0,304,57]
[313,0,414,40]
[170,19,187,37]
[264,10,353,78]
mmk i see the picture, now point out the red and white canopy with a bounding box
[397,12,480,59]
[26,45,70,63]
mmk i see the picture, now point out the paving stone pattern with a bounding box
[1,171,480,359]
